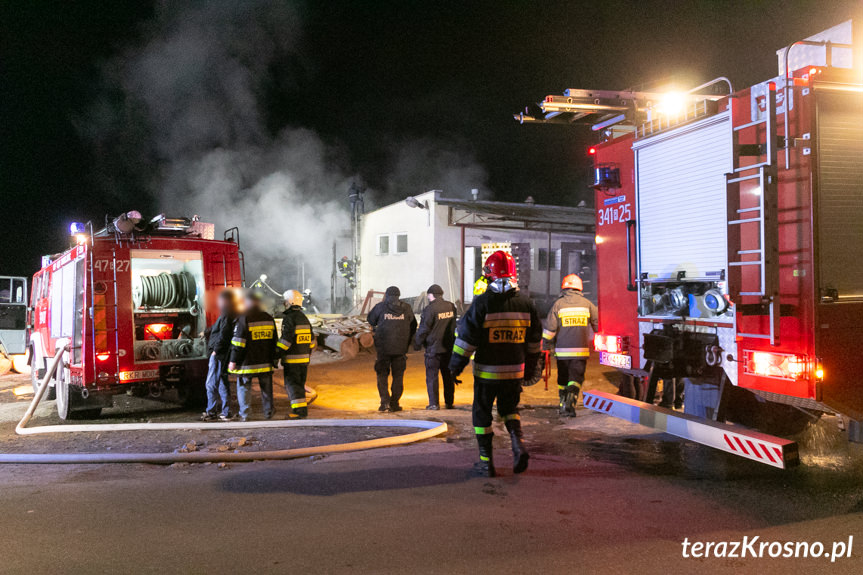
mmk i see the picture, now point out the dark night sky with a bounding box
[1,0,860,277]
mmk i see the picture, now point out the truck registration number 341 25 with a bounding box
[598,203,632,226]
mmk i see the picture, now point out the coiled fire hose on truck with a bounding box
[0,345,446,464]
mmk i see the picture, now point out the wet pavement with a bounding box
[1,351,863,573]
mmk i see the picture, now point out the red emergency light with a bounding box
[95,352,111,362]
[588,146,597,156]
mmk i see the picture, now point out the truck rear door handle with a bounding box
[626,219,637,292]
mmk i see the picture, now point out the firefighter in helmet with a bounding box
[229,290,278,421]
[278,289,317,419]
[543,274,598,417]
[449,251,542,477]
[338,256,357,289]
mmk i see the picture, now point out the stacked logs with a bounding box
[310,316,375,360]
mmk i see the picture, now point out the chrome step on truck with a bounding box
[582,390,799,469]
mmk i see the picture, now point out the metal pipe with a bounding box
[687,76,733,95]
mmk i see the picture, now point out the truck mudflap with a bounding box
[582,390,799,469]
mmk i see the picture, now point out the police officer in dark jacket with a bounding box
[202,289,237,421]
[278,289,317,419]
[367,286,417,412]
[543,274,598,417]
[229,291,278,421]
[415,284,457,410]
[450,251,542,477]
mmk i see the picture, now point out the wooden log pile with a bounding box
[309,315,375,360]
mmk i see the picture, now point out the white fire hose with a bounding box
[0,346,446,464]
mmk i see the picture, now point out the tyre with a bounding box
[54,359,72,421]
[68,408,103,420]
[727,386,820,436]
[29,346,56,400]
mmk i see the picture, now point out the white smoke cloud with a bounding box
[85,0,489,304]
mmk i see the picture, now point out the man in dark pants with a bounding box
[228,291,278,422]
[368,286,417,412]
[450,251,542,477]
[414,284,457,410]
[543,274,599,417]
[201,289,237,421]
[277,289,317,419]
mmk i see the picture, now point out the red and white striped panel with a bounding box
[582,390,799,469]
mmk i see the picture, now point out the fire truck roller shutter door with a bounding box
[634,113,732,280]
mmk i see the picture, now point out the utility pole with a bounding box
[348,181,365,304]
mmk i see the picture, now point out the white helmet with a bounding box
[283,289,304,307]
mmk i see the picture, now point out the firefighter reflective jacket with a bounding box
[543,289,598,358]
[278,305,317,365]
[449,288,542,382]
[415,297,457,355]
[229,308,277,374]
[368,295,417,355]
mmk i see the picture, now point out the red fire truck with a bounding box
[27,212,244,419]
[518,20,862,468]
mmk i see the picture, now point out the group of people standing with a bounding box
[201,249,598,479]
[368,250,597,478]
[201,288,314,422]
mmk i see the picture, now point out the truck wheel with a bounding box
[29,347,56,400]
[55,360,72,421]
[727,386,820,436]
[68,409,103,420]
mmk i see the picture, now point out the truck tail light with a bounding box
[743,350,808,381]
[95,352,111,362]
[594,334,626,353]
[588,146,597,155]
[594,333,605,351]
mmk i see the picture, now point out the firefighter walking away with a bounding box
[228,291,278,421]
[278,289,317,419]
[543,274,598,417]
[449,251,542,477]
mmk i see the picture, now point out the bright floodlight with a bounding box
[405,196,421,208]
[659,91,686,116]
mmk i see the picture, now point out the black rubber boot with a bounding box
[289,406,308,419]
[558,388,567,416]
[563,386,578,418]
[474,434,496,478]
[505,420,529,474]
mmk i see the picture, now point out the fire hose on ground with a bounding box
[0,346,447,464]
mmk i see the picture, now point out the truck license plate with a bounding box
[600,351,631,370]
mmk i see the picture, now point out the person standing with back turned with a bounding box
[543,274,598,417]
[414,284,458,410]
[449,251,542,477]
[368,286,417,412]
[228,291,278,422]
[278,289,317,419]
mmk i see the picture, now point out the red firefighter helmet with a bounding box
[561,273,583,291]
[484,250,517,281]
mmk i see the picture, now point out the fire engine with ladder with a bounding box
[517,20,863,468]
[27,212,244,419]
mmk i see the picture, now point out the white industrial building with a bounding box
[359,190,595,312]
